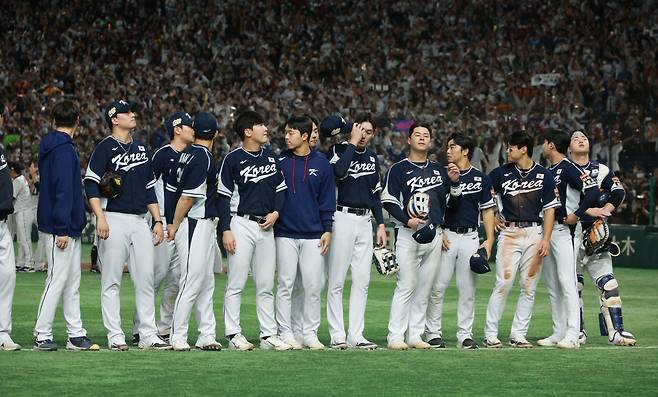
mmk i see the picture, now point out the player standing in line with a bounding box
[483,131,559,349]
[167,112,222,351]
[538,130,605,349]
[425,133,495,349]
[219,110,291,351]
[381,122,461,350]
[27,161,47,271]
[85,99,169,350]
[566,130,636,346]
[0,102,21,351]
[33,100,99,351]
[326,113,386,350]
[9,162,35,272]
[275,115,336,350]
[131,112,195,345]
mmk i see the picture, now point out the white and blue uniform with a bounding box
[169,144,220,347]
[571,160,634,344]
[543,158,598,344]
[132,144,183,337]
[484,162,559,342]
[218,147,286,339]
[381,159,461,345]
[84,136,161,348]
[426,167,495,345]
[0,148,17,347]
[275,149,336,345]
[326,142,384,347]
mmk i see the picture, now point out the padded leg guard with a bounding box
[596,274,636,346]
[577,274,585,333]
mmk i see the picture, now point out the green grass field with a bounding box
[2,246,658,396]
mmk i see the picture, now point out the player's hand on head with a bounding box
[152,222,164,246]
[407,217,425,230]
[223,230,236,255]
[55,235,69,250]
[441,233,450,251]
[447,162,460,183]
[349,123,365,146]
[319,232,331,255]
[97,217,109,240]
[376,224,387,248]
[259,211,279,230]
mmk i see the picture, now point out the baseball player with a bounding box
[219,110,291,351]
[33,100,99,351]
[326,113,386,350]
[538,129,603,349]
[483,131,559,349]
[9,161,35,272]
[166,112,222,351]
[425,133,495,349]
[131,112,195,345]
[381,122,461,350]
[0,102,21,351]
[27,161,47,271]
[275,115,336,350]
[85,99,169,350]
[566,130,636,346]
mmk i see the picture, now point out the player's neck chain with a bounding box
[515,164,534,179]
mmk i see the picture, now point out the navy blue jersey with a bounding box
[0,148,13,217]
[84,136,157,214]
[172,144,219,220]
[217,147,286,216]
[548,158,599,222]
[489,162,559,223]
[444,167,495,228]
[569,160,625,227]
[381,159,460,227]
[329,142,384,224]
[151,144,182,223]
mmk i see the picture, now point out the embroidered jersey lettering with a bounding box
[489,162,559,223]
[330,143,382,209]
[444,167,495,228]
[218,147,286,215]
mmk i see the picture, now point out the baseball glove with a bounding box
[407,191,431,220]
[99,171,124,199]
[372,247,399,276]
[583,218,610,256]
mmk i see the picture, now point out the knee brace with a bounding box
[596,274,624,340]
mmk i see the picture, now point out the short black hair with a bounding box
[51,100,79,129]
[408,121,432,137]
[543,129,570,155]
[355,112,375,128]
[447,133,474,160]
[8,161,24,173]
[304,113,319,128]
[285,115,313,139]
[233,110,265,140]
[508,131,534,157]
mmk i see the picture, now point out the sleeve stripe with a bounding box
[181,193,205,198]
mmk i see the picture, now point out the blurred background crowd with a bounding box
[1,0,657,224]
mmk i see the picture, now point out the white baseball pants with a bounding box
[0,220,16,345]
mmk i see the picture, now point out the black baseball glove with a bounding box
[99,171,124,199]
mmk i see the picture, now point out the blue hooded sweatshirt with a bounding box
[37,130,87,237]
[274,149,336,239]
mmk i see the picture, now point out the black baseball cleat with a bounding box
[132,333,140,346]
[34,339,58,351]
[460,338,478,349]
[427,337,446,349]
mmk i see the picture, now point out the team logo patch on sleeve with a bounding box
[433,170,440,175]
[474,176,481,181]
[268,157,275,163]
[537,173,544,179]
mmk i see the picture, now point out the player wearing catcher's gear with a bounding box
[33,101,99,351]
[167,112,222,351]
[484,131,559,349]
[566,130,636,346]
[0,102,21,351]
[425,133,495,350]
[539,130,603,349]
[275,115,336,350]
[131,112,195,344]
[381,122,461,350]
[326,113,387,350]
[219,110,291,351]
[85,99,169,351]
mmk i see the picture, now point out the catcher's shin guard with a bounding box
[596,274,636,346]
[577,274,585,333]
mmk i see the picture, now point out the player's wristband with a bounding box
[152,220,163,229]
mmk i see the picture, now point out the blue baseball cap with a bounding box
[412,223,437,244]
[165,111,194,137]
[104,99,134,127]
[319,114,353,138]
[469,248,491,274]
[193,112,218,139]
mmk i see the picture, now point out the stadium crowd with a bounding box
[1,0,657,224]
